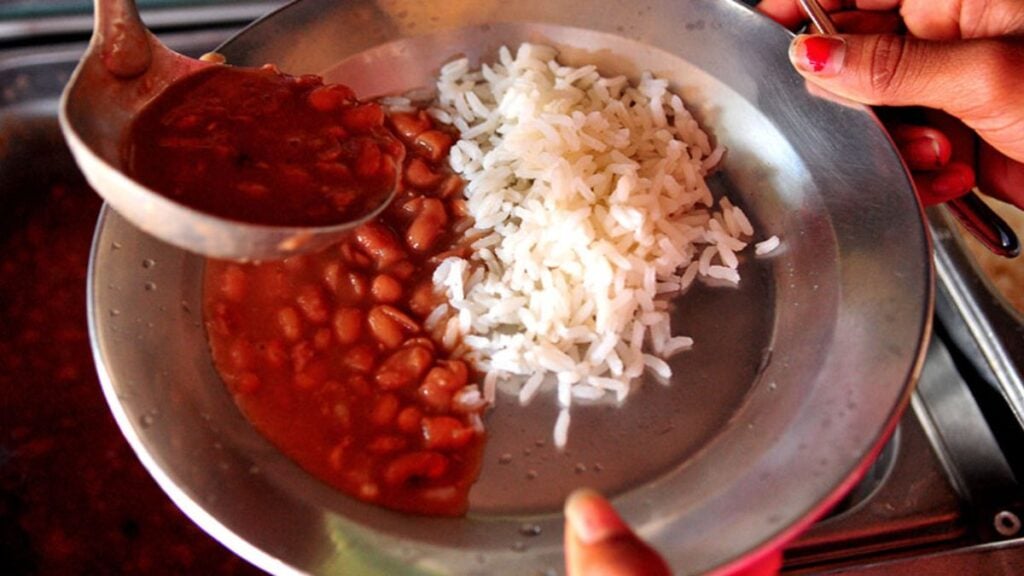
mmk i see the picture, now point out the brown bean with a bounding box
[332,399,352,428]
[354,223,406,268]
[418,486,459,508]
[370,393,400,427]
[367,435,408,454]
[282,254,309,272]
[406,198,448,252]
[405,157,444,189]
[227,338,255,371]
[296,285,330,324]
[234,372,261,394]
[367,306,404,349]
[382,451,448,487]
[355,139,382,179]
[409,282,439,318]
[371,274,402,303]
[414,130,453,163]
[421,366,462,393]
[438,175,464,199]
[402,337,436,351]
[421,416,475,451]
[346,374,372,396]
[341,344,376,373]
[448,198,469,219]
[441,360,469,389]
[313,327,332,350]
[418,378,452,412]
[378,305,420,333]
[397,406,423,435]
[344,271,369,300]
[291,341,315,373]
[219,265,247,302]
[359,482,380,501]
[208,302,233,336]
[400,196,424,218]
[294,359,328,390]
[340,102,385,133]
[333,307,363,345]
[340,242,371,269]
[390,111,432,141]
[322,261,342,292]
[386,260,416,281]
[375,345,434,390]
[277,306,303,341]
[328,441,349,471]
[264,339,288,368]
[306,84,355,112]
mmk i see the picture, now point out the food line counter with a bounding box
[1,2,1022,574]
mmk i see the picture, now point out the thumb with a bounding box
[787,34,1021,122]
[564,489,671,576]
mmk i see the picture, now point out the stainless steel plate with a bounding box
[88,0,933,574]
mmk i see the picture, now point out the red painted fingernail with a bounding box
[565,489,630,545]
[790,35,846,76]
[903,137,944,169]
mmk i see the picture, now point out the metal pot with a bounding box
[86,0,932,573]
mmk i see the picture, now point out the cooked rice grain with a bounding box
[434,43,771,447]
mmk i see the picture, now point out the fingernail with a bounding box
[790,35,846,76]
[565,489,630,545]
[903,137,944,169]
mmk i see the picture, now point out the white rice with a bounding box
[432,43,775,447]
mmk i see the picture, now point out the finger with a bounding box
[787,34,1024,149]
[916,161,975,205]
[831,10,903,34]
[901,0,1024,40]
[756,0,899,29]
[979,144,1024,210]
[889,124,952,170]
[564,489,671,576]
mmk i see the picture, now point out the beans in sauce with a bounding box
[203,107,485,516]
[124,65,402,227]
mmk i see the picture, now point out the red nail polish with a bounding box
[790,35,846,76]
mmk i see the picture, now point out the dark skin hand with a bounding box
[757,0,1024,208]
[564,489,783,575]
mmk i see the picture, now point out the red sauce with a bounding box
[124,65,401,227]
[202,108,486,516]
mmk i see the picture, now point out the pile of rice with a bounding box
[427,43,779,447]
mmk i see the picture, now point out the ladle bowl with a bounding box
[60,0,394,261]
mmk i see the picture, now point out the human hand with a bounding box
[564,489,671,576]
[563,489,783,576]
[757,0,1024,209]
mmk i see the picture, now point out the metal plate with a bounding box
[87,0,933,574]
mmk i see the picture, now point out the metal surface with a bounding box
[87,0,932,574]
[930,206,1024,439]
[59,0,394,261]
[797,0,837,35]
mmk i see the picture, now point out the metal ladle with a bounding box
[59,0,396,261]
[798,0,1019,258]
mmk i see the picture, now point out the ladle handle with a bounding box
[93,0,153,79]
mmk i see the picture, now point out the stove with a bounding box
[1,5,1023,575]
[783,213,1024,574]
